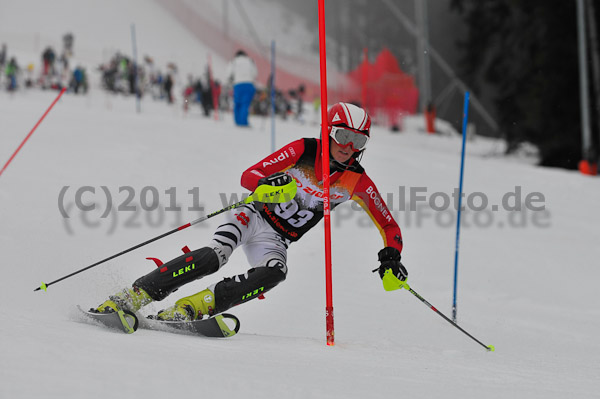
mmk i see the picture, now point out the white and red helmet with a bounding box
[327,102,371,134]
[327,103,371,155]
[327,102,371,152]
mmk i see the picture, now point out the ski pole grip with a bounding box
[248,179,297,203]
[381,269,409,291]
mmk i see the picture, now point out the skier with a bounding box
[225,49,257,126]
[93,102,408,321]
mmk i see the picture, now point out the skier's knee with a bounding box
[134,247,220,301]
[257,258,288,275]
[209,222,247,267]
[213,260,287,313]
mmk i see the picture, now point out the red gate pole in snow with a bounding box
[0,87,66,178]
[318,0,334,346]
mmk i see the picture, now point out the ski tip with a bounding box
[487,345,495,352]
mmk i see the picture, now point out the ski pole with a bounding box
[34,181,297,292]
[383,270,494,351]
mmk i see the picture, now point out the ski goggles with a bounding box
[329,126,370,152]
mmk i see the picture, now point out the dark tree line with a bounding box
[272,0,416,74]
[451,0,600,169]
[269,0,600,169]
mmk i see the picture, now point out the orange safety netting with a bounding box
[347,48,419,128]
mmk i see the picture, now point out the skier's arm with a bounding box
[241,139,305,191]
[351,173,403,253]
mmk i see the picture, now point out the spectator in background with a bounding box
[63,33,74,57]
[164,73,174,104]
[226,49,257,127]
[296,84,306,123]
[70,65,87,94]
[183,75,195,113]
[42,47,56,77]
[213,80,222,112]
[0,44,7,71]
[201,67,214,117]
[128,61,137,95]
[0,43,6,88]
[25,63,35,88]
[5,57,19,91]
[193,77,205,113]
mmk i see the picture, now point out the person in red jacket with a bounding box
[93,102,407,321]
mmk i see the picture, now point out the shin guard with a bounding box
[134,247,220,301]
[214,260,286,313]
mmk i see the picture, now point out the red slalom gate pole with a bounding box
[0,87,66,178]
[318,0,334,346]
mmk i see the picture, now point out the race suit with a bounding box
[241,138,403,253]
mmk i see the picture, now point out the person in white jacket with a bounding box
[226,50,257,126]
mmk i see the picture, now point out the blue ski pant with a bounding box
[233,82,255,126]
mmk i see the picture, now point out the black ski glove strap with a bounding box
[375,247,407,281]
[257,172,292,187]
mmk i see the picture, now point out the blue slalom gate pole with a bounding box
[452,91,470,323]
[270,40,276,153]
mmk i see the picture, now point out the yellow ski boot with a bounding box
[155,288,216,321]
[94,286,153,314]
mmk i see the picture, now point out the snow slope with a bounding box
[1,2,600,398]
[1,88,599,399]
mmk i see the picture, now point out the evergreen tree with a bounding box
[451,0,596,169]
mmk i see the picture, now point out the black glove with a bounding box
[374,247,408,281]
[257,172,292,187]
